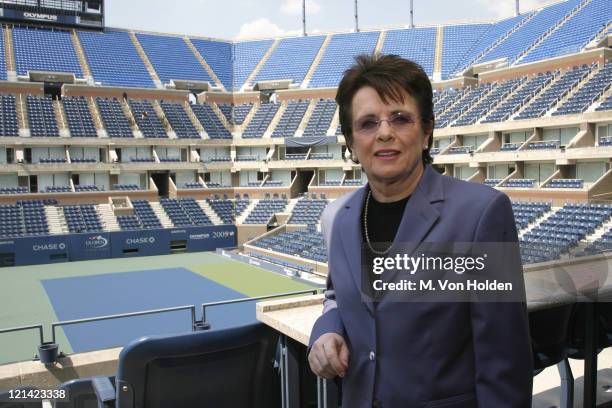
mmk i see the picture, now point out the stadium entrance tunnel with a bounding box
[151,172,169,197]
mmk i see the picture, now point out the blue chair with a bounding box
[83,323,280,407]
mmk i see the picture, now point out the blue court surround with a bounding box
[42,268,255,353]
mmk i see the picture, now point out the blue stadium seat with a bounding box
[83,323,280,408]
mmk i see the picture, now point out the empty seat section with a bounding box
[117,200,161,230]
[0,94,19,137]
[62,205,103,233]
[512,201,551,230]
[302,99,336,137]
[160,198,212,227]
[252,230,326,263]
[309,31,379,88]
[27,95,59,137]
[62,96,97,137]
[159,102,199,138]
[271,100,309,138]
[477,0,579,65]
[382,27,436,77]
[482,72,554,123]
[13,26,82,77]
[521,203,612,263]
[242,103,280,138]
[520,0,610,64]
[254,35,325,86]
[96,98,133,138]
[516,64,591,119]
[190,39,233,90]
[553,63,612,116]
[190,104,232,139]
[243,198,287,224]
[78,30,155,88]
[129,100,167,138]
[453,77,524,126]
[232,40,274,91]
[0,200,50,238]
[289,198,328,225]
[206,198,234,224]
[136,33,212,84]
[436,84,493,128]
[441,24,490,80]
[451,13,529,77]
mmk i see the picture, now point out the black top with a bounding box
[361,187,410,300]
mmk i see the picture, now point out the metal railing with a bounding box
[0,288,321,362]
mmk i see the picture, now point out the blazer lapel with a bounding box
[383,166,444,285]
[337,186,375,314]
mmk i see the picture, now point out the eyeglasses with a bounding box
[353,111,415,137]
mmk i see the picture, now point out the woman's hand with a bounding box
[308,332,349,379]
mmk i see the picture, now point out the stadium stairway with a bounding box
[183,101,207,137]
[518,206,560,239]
[45,206,68,234]
[242,39,279,92]
[549,64,599,116]
[97,204,121,231]
[265,101,289,138]
[237,102,260,135]
[236,200,258,224]
[302,34,332,89]
[473,11,537,67]
[209,102,232,132]
[151,100,174,139]
[197,200,222,225]
[514,0,592,65]
[284,198,299,217]
[183,37,225,91]
[584,20,612,49]
[448,83,498,126]
[584,216,612,244]
[433,26,443,81]
[128,31,163,89]
[120,98,141,138]
[293,99,317,137]
[3,26,16,81]
[53,99,70,138]
[71,30,93,83]
[149,201,174,228]
[86,96,106,137]
[374,30,387,55]
[509,71,562,120]
[592,86,612,112]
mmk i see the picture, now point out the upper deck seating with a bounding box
[79,30,155,88]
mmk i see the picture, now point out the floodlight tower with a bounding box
[515,0,520,16]
[355,0,360,32]
[410,0,415,28]
[302,0,307,36]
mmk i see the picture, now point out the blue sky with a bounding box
[105,0,555,40]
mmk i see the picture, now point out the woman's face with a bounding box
[349,86,430,185]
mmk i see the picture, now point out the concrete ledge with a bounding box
[0,347,121,390]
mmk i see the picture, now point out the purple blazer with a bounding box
[309,165,533,408]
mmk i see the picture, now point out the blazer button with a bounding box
[372,399,382,408]
[369,351,376,361]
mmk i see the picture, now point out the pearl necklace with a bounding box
[363,189,393,255]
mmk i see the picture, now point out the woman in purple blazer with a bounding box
[308,54,533,408]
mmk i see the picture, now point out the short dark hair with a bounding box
[336,53,434,164]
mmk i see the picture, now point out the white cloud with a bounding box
[474,0,555,18]
[280,0,321,16]
[236,18,300,39]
